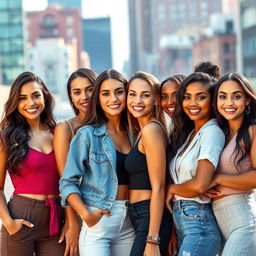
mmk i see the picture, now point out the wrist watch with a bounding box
[147,235,160,242]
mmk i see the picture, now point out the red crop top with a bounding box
[9,147,60,195]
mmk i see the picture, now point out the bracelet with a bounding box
[145,240,160,245]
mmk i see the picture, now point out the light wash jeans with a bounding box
[212,193,256,256]
[173,200,222,256]
[79,200,135,256]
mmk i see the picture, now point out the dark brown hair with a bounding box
[194,61,221,79]
[67,68,97,115]
[214,72,256,169]
[84,69,128,127]
[0,71,56,174]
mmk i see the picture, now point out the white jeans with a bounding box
[79,200,135,256]
[212,193,256,256]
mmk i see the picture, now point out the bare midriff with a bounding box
[129,190,151,204]
[17,194,59,200]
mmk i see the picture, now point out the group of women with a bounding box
[0,62,255,256]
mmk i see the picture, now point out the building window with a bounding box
[223,42,230,54]
[224,59,231,72]
[66,16,74,25]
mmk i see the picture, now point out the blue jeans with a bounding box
[173,200,222,256]
[128,200,172,256]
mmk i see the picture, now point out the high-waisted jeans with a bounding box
[172,200,222,256]
[212,193,256,256]
[128,199,172,256]
[79,200,135,256]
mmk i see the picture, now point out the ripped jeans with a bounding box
[172,200,222,256]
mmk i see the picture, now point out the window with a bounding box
[223,42,230,54]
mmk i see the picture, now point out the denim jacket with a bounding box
[59,124,118,210]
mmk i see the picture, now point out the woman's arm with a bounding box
[214,126,256,190]
[168,159,216,197]
[142,123,166,255]
[53,122,79,256]
[0,142,33,235]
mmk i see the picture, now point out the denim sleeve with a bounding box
[198,126,225,169]
[59,129,88,207]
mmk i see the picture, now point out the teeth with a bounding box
[81,102,89,106]
[224,108,236,112]
[133,106,144,111]
[168,107,174,112]
[189,109,200,114]
[108,105,119,109]
[26,108,37,113]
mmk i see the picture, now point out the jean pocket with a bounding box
[85,206,106,229]
[181,205,214,221]
[89,152,108,163]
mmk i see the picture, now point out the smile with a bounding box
[132,106,144,112]
[188,109,200,115]
[108,104,120,109]
[223,108,236,113]
[25,108,38,114]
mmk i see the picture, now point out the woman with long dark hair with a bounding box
[125,71,171,256]
[59,69,135,255]
[208,73,256,255]
[0,72,65,255]
[53,68,97,255]
[166,72,224,256]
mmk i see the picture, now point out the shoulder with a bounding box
[55,121,73,138]
[201,120,224,137]
[141,121,166,145]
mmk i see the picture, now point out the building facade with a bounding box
[0,0,25,85]
[129,0,222,78]
[239,0,256,84]
[82,17,112,73]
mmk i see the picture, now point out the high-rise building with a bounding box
[27,6,83,67]
[82,17,112,73]
[48,0,82,9]
[0,0,25,85]
[239,0,256,85]
[129,0,222,78]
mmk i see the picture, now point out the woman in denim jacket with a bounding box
[59,69,135,255]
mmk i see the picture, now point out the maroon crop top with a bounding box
[9,147,60,195]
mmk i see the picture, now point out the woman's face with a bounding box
[127,78,156,120]
[217,80,250,121]
[99,78,126,119]
[70,77,93,114]
[182,81,212,124]
[17,81,45,121]
[161,80,179,117]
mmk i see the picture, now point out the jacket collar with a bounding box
[93,124,107,136]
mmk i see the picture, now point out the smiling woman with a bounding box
[0,71,65,255]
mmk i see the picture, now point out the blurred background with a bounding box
[0,0,255,120]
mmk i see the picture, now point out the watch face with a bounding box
[147,235,160,241]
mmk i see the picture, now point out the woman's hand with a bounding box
[166,186,174,213]
[199,188,220,200]
[167,225,178,256]
[4,218,34,235]
[84,209,110,228]
[144,243,160,256]
[59,221,79,256]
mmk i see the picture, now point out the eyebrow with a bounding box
[219,91,242,94]
[184,92,208,95]
[100,86,124,92]
[19,91,41,96]
[129,89,151,93]
[72,84,93,91]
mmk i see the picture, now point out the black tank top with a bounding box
[124,121,166,190]
[116,150,129,185]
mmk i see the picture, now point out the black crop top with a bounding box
[116,150,129,185]
[124,138,151,190]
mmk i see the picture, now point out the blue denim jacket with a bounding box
[59,124,118,210]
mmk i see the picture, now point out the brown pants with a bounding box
[0,195,65,256]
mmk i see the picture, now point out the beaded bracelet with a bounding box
[145,240,160,245]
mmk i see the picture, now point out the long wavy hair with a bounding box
[84,69,128,127]
[67,68,97,115]
[0,71,56,174]
[168,72,217,160]
[127,71,166,136]
[214,72,256,169]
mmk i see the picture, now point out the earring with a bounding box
[245,105,250,115]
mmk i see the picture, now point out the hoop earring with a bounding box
[245,105,250,115]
